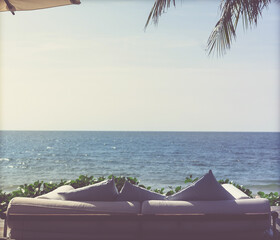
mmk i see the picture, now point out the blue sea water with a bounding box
[0,131,279,194]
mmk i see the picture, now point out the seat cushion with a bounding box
[141,198,270,215]
[141,198,271,234]
[7,198,141,239]
[116,181,166,202]
[167,170,234,201]
[57,179,118,201]
[7,197,141,215]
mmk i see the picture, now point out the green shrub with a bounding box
[257,191,280,206]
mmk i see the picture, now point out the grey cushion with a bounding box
[167,170,235,201]
[142,198,270,214]
[141,199,271,233]
[58,179,118,201]
[222,184,250,199]
[116,181,166,202]
[36,185,74,200]
[8,197,141,215]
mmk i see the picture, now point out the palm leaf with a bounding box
[146,0,274,56]
[207,0,271,56]
[145,0,176,29]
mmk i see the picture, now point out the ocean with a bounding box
[0,131,279,194]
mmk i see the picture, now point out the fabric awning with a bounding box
[0,0,80,14]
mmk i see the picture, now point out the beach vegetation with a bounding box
[0,174,279,217]
[257,191,280,206]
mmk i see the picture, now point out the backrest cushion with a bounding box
[58,178,118,201]
[116,181,166,202]
[222,184,250,199]
[36,185,74,200]
[167,170,235,201]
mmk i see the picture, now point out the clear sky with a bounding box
[0,0,279,132]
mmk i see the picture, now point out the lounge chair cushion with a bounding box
[57,179,118,201]
[7,197,141,215]
[141,198,271,233]
[8,197,141,240]
[142,198,270,214]
[167,170,235,201]
[116,181,166,202]
[222,184,250,199]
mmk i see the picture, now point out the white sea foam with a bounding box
[0,158,10,161]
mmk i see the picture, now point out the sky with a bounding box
[0,0,279,132]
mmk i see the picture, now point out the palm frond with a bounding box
[145,0,176,29]
[207,0,272,56]
[146,0,275,56]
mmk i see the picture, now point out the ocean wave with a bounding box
[0,158,10,161]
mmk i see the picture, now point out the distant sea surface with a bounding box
[0,131,279,194]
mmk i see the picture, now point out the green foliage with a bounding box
[154,188,165,194]
[165,185,182,196]
[0,174,279,218]
[257,191,280,206]
[166,190,174,196]
[175,186,182,192]
[185,175,198,184]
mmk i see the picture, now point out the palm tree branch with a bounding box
[145,0,275,56]
[145,0,176,29]
[207,0,271,56]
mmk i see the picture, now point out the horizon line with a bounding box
[0,130,279,133]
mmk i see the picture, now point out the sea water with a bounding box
[0,131,279,194]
